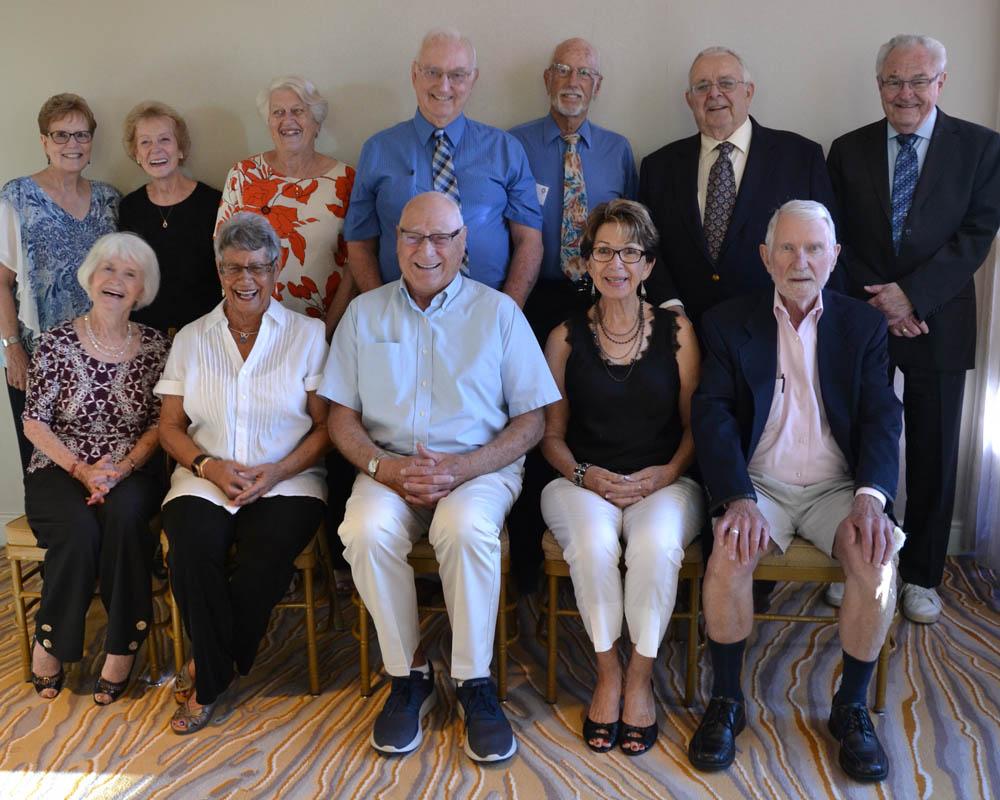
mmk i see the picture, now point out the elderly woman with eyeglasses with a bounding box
[157,212,330,735]
[540,200,705,756]
[1,93,120,474]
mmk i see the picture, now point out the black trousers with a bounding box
[6,378,33,475]
[25,467,160,662]
[896,364,966,588]
[163,494,324,705]
[323,450,356,570]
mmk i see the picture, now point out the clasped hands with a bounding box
[583,464,677,509]
[864,282,929,339]
[201,458,285,506]
[379,443,472,507]
[76,455,135,505]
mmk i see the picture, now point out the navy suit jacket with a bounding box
[638,117,841,325]
[827,109,1000,370]
[691,289,902,515]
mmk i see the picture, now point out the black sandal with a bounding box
[583,716,621,752]
[93,656,136,706]
[32,668,65,699]
[619,720,658,756]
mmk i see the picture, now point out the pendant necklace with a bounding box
[156,204,175,229]
[228,325,259,345]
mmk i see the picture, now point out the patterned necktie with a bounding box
[703,141,737,263]
[560,133,589,281]
[891,133,918,254]
[432,129,468,272]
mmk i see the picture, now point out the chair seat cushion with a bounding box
[759,536,839,569]
[5,515,39,548]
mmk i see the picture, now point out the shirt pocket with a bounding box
[755,377,786,452]
[359,341,413,419]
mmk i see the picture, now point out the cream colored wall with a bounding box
[1,0,997,544]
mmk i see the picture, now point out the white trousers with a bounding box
[541,475,704,657]
[338,467,520,679]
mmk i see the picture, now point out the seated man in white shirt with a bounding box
[319,192,560,762]
[688,200,903,783]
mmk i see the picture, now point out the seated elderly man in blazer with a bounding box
[320,192,560,763]
[689,200,903,783]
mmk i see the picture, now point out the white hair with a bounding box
[764,200,837,253]
[689,46,751,84]
[876,34,947,75]
[77,233,160,310]
[256,75,329,126]
[416,27,477,69]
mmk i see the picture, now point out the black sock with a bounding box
[708,638,745,700]
[833,651,876,706]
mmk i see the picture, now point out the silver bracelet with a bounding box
[573,462,592,487]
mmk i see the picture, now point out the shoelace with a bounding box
[384,675,423,714]
[839,706,875,737]
[703,698,739,727]
[461,681,500,719]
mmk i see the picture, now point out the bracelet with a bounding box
[190,453,215,479]
[573,462,592,487]
[68,460,82,478]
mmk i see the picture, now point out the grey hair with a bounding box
[689,46,751,84]
[215,212,281,264]
[256,75,329,126]
[876,34,947,76]
[764,200,837,253]
[416,27,477,69]
[77,232,160,310]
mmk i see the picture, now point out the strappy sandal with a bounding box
[170,696,217,735]
[93,655,136,706]
[174,660,195,704]
[619,720,658,756]
[583,715,621,752]
[32,668,65,699]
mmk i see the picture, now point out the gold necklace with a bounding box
[228,325,259,344]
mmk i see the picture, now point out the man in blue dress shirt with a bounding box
[345,28,543,306]
[510,37,638,342]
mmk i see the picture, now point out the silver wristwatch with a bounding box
[367,451,387,479]
[0,335,20,348]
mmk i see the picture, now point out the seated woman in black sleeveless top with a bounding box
[540,200,704,756]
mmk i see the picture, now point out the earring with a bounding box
[639,281,647,299]
[590,277,596,300]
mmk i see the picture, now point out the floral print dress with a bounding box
[216,154,354,320]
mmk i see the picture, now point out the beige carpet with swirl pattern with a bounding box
[0,556,997,799]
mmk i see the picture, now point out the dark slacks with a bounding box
[25,467,160,662]
[163,494,323,705]
[323,450,356,570]
[895,364,966,588]
[6,378,33,475]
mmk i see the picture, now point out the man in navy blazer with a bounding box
[639,46,840,325]
[827,34,1000,624]
[688,201,903,783]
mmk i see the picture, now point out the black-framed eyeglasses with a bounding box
[689,78,747,95]
[398,227,464,247]
[590,246,648,264]
[218,260,276,277]
[878,73,942,93]
[415,64,475,85]
[46,130,93,144]
[548,63,601,82]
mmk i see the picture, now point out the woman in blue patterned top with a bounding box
[0,93,120,473]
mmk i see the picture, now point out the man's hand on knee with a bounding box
[843,495,895,566]
[714,499,770,566]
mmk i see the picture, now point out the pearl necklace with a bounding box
[84,314,133,359]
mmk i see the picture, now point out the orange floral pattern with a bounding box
[217,155,355,319]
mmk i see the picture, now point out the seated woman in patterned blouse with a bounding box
[22,232,168,703]
[157,212,330,735]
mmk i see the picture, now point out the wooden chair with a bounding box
[540,530,704,705]
[4,514,169,684]
[352,527,517,700]
[159,523,343,697]
[753,535,892,712]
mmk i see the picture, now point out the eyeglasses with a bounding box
[218,260,276,277]
[689,78,747,95]
[46,130,93,144]
[590,246,648,264]
[548,63,601,82]
[398,227,464,247]
[878,73,942,93]
[415,65,475,85]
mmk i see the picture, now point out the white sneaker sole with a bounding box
[457,699,517,762]
[370,689,438,754]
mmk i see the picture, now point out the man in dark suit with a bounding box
[827,34,1000,624]
[639,46,839,326]
[688,201,903,783]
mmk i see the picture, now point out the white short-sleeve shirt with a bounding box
[155,300,329,513]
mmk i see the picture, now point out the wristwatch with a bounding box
[0,335,20,348]
[367,451,387,479]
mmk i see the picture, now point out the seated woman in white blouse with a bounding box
[156,212,330,735]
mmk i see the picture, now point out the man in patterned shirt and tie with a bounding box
[828,34,1000,625]
[345,28,543,306]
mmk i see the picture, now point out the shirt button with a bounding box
[419,411,425,417]
[422,348,428,355]
[711,273,721,282]
[795,471,802,478]
[421,380,427,387]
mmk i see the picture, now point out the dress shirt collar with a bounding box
[413,110,467,147]
[772,286,824,326]
[397,271,465,314]
[887,105,937,143]
[543,113,592,148]
[699,116,752,158]
[204,297,289,331]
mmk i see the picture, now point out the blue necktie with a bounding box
[432,129,468,273]
[891,133,918,254]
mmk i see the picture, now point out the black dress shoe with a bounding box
[688,697,746,771]
[828,703,889,782]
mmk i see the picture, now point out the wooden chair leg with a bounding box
[497,573,508,701]
[546,572,559,704]
[358,595,371,697]
[10,559,31,683]
[874,635,890,713]
[167,583,185,674]
[317,531,346,632]
[303,563,320,696]
[145,619,161,685]
[685,572,700,707]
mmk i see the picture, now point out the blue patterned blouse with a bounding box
[0,176,120,365]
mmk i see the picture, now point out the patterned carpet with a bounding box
[0,556,997,799]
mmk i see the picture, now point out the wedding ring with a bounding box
[730,528,740,535]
